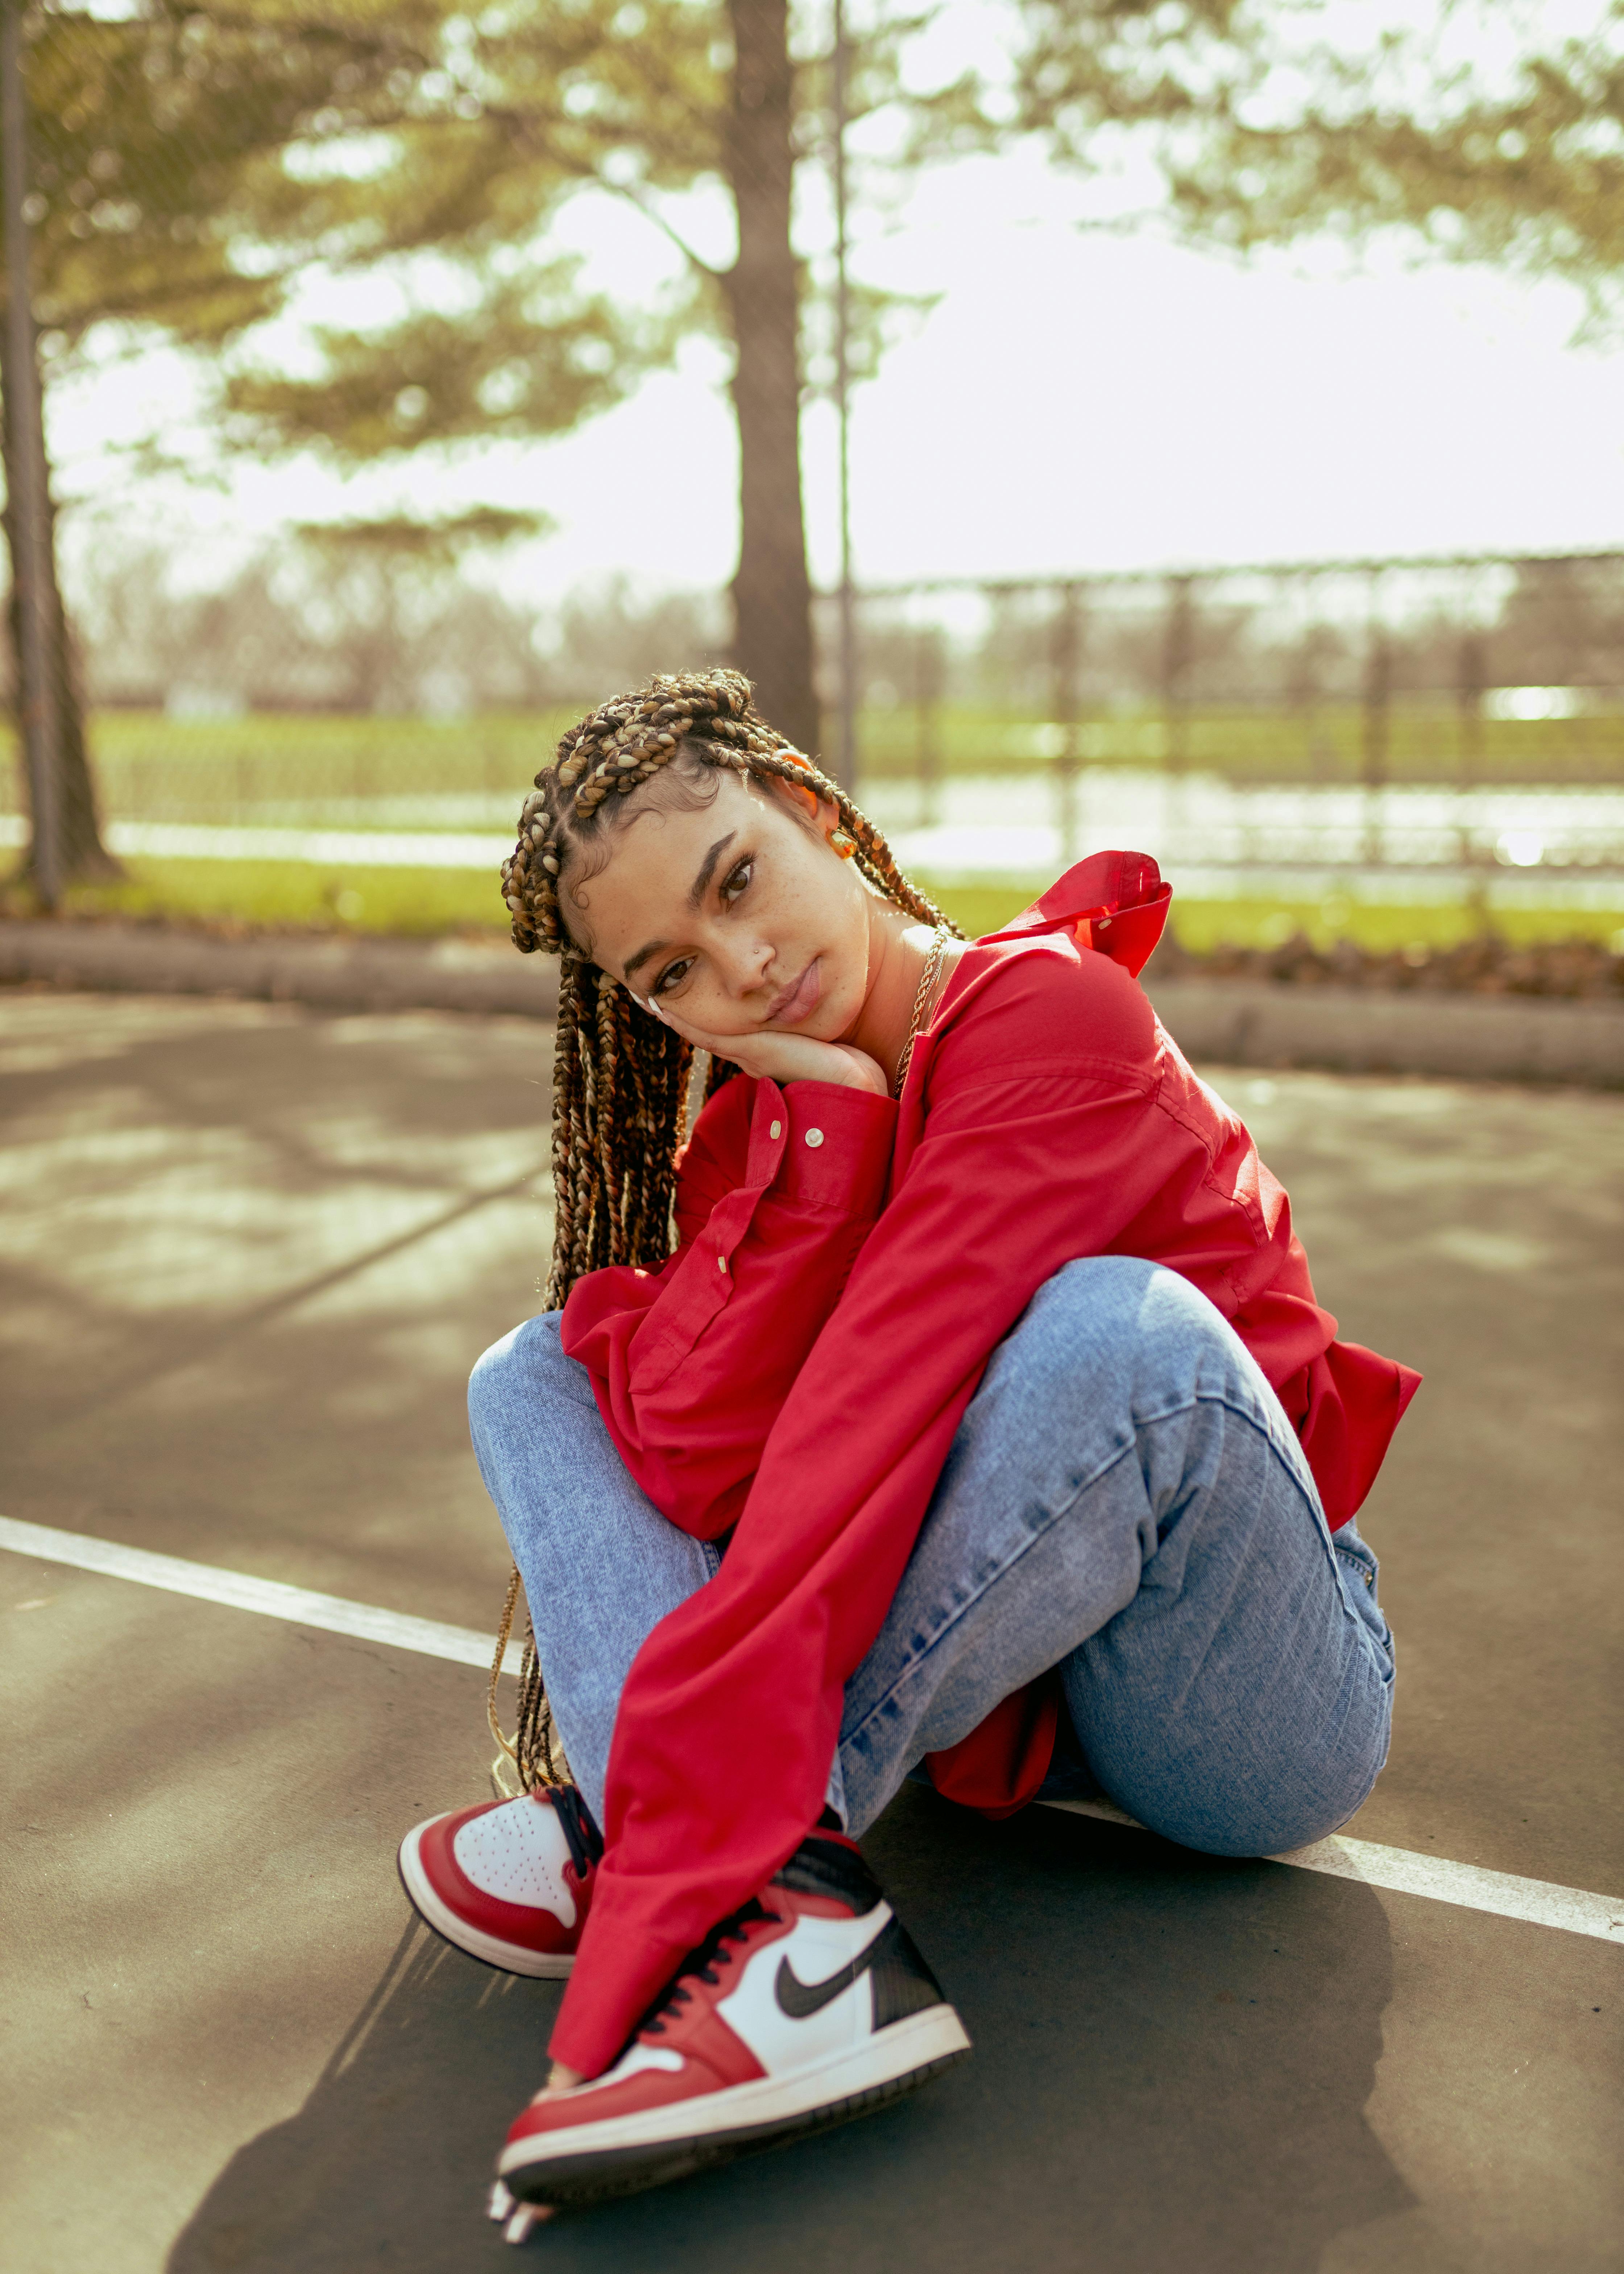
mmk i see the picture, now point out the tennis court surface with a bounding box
[2,991,1619,2274]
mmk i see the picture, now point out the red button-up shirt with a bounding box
[549,854,1419,2075]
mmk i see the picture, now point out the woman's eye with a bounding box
[650,860,751,994]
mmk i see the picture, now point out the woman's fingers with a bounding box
[634,993,886,1093]
[644,993,760,1066]
[645,996,720,1054]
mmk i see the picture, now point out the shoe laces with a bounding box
[640,1899,772,2035]
[544,1783,604,1879]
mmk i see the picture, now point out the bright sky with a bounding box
[51,3,1624,609]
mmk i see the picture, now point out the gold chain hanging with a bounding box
[892,926,951,1098]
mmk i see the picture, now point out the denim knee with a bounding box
[1020,1256,1250,1407]
[1087,1702,1391,1861]
[467,1311,570,1449]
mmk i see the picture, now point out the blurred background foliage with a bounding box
[59,539,1624,755]
[2,0,1622,951]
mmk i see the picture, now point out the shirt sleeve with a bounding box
[560,1072,899,1539]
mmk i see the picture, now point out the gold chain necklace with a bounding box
[892,926,951,1097]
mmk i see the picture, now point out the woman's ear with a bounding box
[761,772,850,853]
[803,789,854,853]
[763,770,823,826]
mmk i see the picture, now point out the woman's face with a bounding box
[559,769,879,1046]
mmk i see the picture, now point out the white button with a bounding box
[804,1127,824,1148]
[769,1120,782,1140]
[716,1254,728,1273]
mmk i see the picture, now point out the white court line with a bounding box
[0,1514,525,1678]
[1040,1798,1623,1945]
[4,1513,1621,1947]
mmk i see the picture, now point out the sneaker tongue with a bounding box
[771,1834,883,1915]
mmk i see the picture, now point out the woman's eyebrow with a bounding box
[622,832,737,981]
[621,937,668,983]
[686,832,736,910]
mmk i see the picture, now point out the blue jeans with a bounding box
[468,1258,1394,1856]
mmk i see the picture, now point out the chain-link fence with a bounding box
[820,551,1624,907]
[8,545,1617,910]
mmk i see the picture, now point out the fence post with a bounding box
[1159,572,1195,854]
[1287,570,1326,777]
[1456,631,1485,790]
[1051,582,1082,863]
[1457,627,1486,909]
[1,0,61,907]
[1361,570,1389,866]
[914,627,944,829]
[1161,575,1194,771]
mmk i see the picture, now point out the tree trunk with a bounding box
[723,0,818,758]
[0,306,117,886]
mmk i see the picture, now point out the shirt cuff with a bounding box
[746,1078,897,1216]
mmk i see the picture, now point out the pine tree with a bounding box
[8,0,1618,885]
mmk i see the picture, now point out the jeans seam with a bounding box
[842,1387,1314,1756]
[1334,1545,1376,1590]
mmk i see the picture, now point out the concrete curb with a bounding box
[0,919,559,1021]
[1146,977,1624,1088]
[3,920,1620,1087]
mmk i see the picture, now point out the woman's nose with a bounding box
[715,935,774,997]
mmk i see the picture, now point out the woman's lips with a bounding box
[766,958,820,1025]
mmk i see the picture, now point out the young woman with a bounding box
[397,668,1418,2237]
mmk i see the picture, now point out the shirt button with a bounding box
[805,1128,824,1148]
[716,1254,728,1273]
[769,1120,782,1140]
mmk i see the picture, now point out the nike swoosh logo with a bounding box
[774,1917,893,2020]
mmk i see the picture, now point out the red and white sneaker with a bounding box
[397,1785,602,1978]
[489,1831,970,2220]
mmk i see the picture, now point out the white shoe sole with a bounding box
[498,2003,972,2204]
[397,1816,577,1979]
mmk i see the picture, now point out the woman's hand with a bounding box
[639,995,890,1096]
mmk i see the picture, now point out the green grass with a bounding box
[924,882,1623,951]
[1157,896,1624,955]
[855,700,1624,786]
[12,854,1620,958]
[13,857,515,938]
[0,712,576,835]
[1,699,1619,828]
[8,702,1615,952]
[51,709,577,803]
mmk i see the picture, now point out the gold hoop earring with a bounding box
[829,828,857,860]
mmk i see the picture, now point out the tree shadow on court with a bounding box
[168,1786,1410,2274]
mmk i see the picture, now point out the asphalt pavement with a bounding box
[1,988,1619,2274]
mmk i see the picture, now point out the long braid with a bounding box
[487,668,960,1794]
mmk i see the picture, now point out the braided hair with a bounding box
[487,666,959,1791]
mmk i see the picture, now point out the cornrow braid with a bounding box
[487,667,961,1794]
